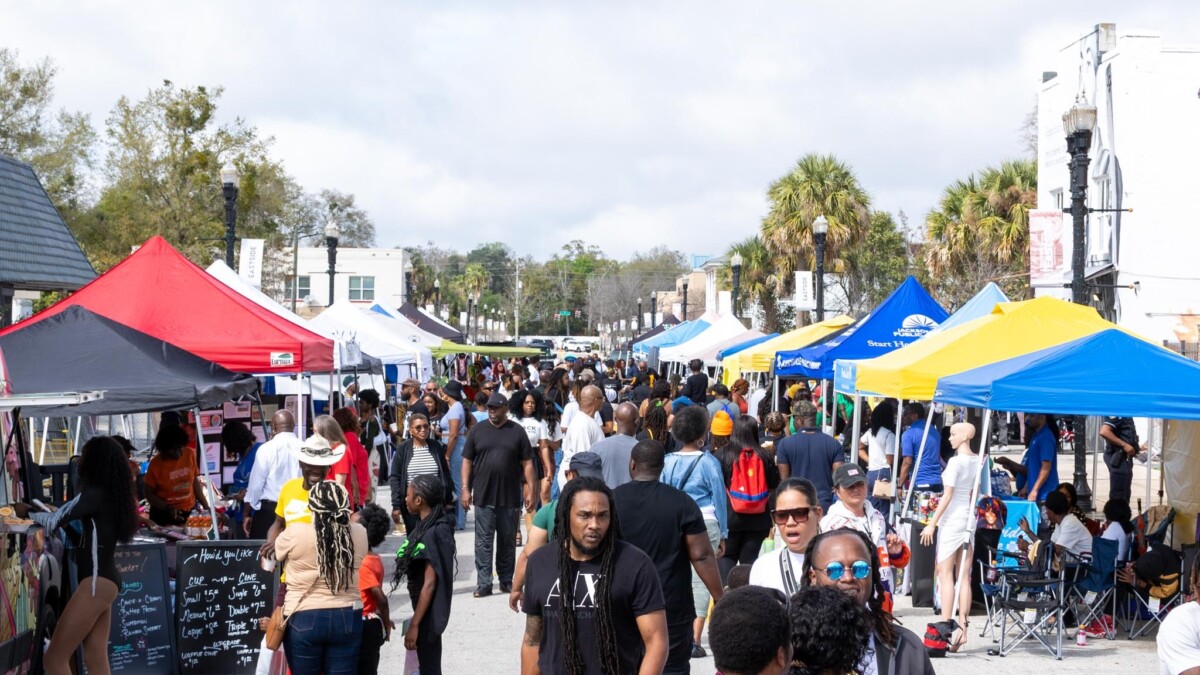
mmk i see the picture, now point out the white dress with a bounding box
[937,453,980,563]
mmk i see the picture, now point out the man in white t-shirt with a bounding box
[1159,563,1200,675]
[557,385,605,489]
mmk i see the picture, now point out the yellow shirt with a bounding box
[275,478,313,526]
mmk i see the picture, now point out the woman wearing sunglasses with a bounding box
[819,464,910,606]
[748,478,822,595]
[389,413,455,532]
[802,528,936,675]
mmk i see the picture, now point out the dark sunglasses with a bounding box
[813,560,871,581]
[771,507,812,525]
[411,423,430,431]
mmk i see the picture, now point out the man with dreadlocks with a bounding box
[391,474,456,675]
[274,480,368,675]
[521,476,669,675]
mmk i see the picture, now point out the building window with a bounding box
[287,275,311,300]
[349,276,375,301]
[1050,189,1064,210]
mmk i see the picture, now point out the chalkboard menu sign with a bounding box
[174,541,275,674]
[79,543,176,674]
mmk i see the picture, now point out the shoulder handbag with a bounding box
[673,454,704,491]
[264,584,316,650]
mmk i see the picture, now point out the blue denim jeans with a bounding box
[284,606,362,675]
[549,449,564,500]
[449,437,467,529]
[474,505,519,591]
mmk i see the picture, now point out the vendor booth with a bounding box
[396,301,465,343]
[719,315,853,385]
[659,314,752,365]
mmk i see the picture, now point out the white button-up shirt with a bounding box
[245,431,303,510]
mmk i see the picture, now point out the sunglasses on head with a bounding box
[771,507,811,525]
[813,560,871,581]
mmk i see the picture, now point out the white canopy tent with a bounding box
[659,313,749,364]
[368,303,448,348]
[308,303,433,380]
[695,329,766,368]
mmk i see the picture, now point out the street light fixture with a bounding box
[812,215,829,321]
[651,291,657,328]
[637,297,642,333]
[324,219,340,307]
[434,278,441,309]
[221,163,240,268]
[1063,95,1098,510]
[730,252,744,318]
[682,281,689,321]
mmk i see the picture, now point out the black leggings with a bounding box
[720,528,770,580]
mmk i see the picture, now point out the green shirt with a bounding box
[532,499,558,539]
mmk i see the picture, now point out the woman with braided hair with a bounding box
[390,474,456,674]
[521,476,668,675]
[635,401,676,453]
[275,480,368,675]
[800,528,935,675]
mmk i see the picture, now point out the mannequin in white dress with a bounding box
[919,422,978,652]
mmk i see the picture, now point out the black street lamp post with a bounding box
[404,270,414,304]
[434,278,441,309]
[682,282,688,321]
[466,295,475,342]
[221,163,239,268]
[651,291,657,329]
[730,252,743,318]
[324,219,339,307]
[1065,97,1098,511]
[813,215,829,321]
[636,297,642,333]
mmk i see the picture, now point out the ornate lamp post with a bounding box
[812,215,829,321]
[651,291,657,328]
[730,252,743,318]
[434,278,441,309]
[636,297,643,333]
[1064,96,1098,510]
[221,163,240,268]
[682,281,689,321]
[324,219,339,307]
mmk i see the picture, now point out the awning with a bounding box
[721,316,853,379]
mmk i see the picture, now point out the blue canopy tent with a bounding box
[632,318,710,355]
[933,328,1200,418]
[717,332,779,361]
[775,276,948,379]
[924,282,1008,338]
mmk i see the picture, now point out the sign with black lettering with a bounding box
[100,543,176,674]
[174,541,275,673]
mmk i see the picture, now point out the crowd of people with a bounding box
[20,347,1190,675]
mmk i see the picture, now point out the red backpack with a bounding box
[728,448,769,514]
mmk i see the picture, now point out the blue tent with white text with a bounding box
[775,276,948,379]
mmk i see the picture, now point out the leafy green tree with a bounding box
[0,48,97,217]
[832,211,912,315]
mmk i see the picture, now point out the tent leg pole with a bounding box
[38,418,49,465]
[1091,416,1100,513]
[899,406,935,526]
[73,418,82,456]
[850,393,862,464]
[193,406,220,541]
[772,376,779,413]
[889,401,904,526]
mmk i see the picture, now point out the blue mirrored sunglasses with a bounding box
[815,560,871,581]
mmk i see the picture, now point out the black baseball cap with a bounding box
[832,464,868,489]
[486,392,509,408]
[568,451,604,479]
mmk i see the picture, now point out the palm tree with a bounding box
[725,236,789,332]
[760,153,872,286]
[924,158,1037,306]
[462,262,490,298]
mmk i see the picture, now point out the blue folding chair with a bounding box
[1071,537,1120,639]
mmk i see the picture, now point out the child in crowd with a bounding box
[357,503,394,675]
[726,563,753,590]
[391,475,456,675]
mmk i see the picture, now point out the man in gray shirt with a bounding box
[592,402,640,489]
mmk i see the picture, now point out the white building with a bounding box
[1035,23,1200,343]
[281,246,409,316]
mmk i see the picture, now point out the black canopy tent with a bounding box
[0,306,258,416]
[396,302,465,343]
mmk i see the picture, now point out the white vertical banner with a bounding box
[459,311,467,327]
[238,238,265,288]
[794,271,816,311]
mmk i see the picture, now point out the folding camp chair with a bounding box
[1135,505,1175,552]
[996,573,1066,659]
[1128,543,1195,639]
[977,548,1029,640]
[1071,537,1121,640]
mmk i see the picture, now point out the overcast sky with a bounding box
[6,2,1200,261]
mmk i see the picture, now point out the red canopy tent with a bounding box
[0,236,333,373]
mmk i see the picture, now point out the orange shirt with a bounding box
[359,553,384,616]
[143,448,198,511]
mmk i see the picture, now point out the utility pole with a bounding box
[514,260,521,340]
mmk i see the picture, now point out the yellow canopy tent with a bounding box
[720,315,854,385]
[429,340,540,359]
[848,296,1137,400]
